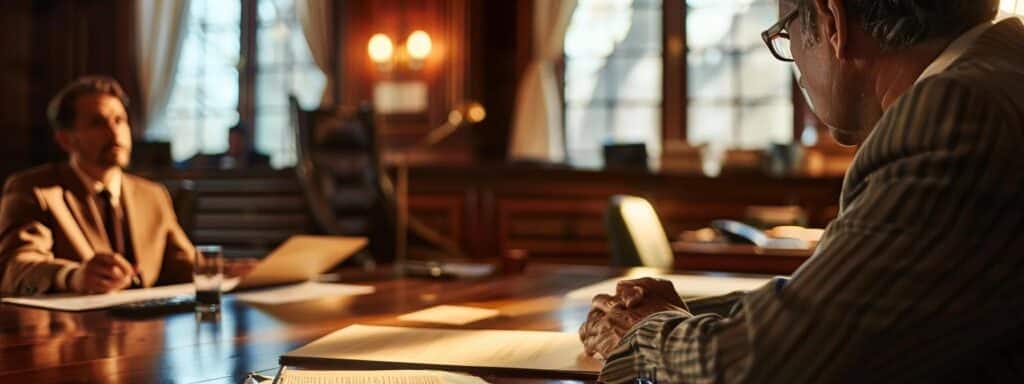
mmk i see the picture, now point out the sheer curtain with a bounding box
[135,0,191,135]
[508,0,578,163]
[296,0,335,107]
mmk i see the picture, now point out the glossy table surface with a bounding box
[0,264,632,384]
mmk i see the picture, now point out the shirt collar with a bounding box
[916,21,995,84]
[69,159,122,203]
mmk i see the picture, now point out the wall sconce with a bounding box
[368,33,395,71]
[367,30,432,71]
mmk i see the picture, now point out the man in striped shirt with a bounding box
[580,0,1024,382]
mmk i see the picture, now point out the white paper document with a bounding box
[397,305,500,325]
[0,283,194,311]
[235,282,375,305]
[281,324,602,377]
[278,369,489,384]
[566,273,772,301]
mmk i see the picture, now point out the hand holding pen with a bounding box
[70,252,139,293]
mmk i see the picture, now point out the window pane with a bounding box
[566,106,609,168]
[611,56,662,102]
[688,50,734,100]
[565,58,606,103]
[687,103,735,146]
[565,0,662,169]
[686,0,792,148]
[254,108,296,168]
[256,0,326,167]
[738,99,791,148]
[157,0,241,163]
[739,49,790,99]
[619,8,662,54]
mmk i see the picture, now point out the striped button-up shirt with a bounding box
[600,17,1024,383]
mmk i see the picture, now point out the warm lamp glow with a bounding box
[405,30,432,60]
[367,33,394,64]
[465,102,486,123]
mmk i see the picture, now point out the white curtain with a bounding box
[135,0,191,136]
[508,0,578,163]
[297,0,335,107]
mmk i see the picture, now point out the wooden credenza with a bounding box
[402,166,842,266]
[145,166,843,270]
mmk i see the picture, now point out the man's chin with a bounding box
[828,126,866,147]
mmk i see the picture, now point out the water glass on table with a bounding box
[193,245,224,313]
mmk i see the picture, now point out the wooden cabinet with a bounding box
[404,166,843,265]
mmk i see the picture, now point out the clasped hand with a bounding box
[578,277,688,360]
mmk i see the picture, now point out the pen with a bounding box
[271,366,287,384]
[130,266,142,288]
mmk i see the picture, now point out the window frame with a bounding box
[561,0,809,156]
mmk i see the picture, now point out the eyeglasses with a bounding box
[761,9,799,62]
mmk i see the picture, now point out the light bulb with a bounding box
[465,102,486,123]
[367,33,394,64]
[406,30,432,60]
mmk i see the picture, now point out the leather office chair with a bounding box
[290,97,461,266]
[605,195,674,268]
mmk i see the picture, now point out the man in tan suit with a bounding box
[0,76,194,296]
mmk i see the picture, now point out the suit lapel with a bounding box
[121,176,154,285]
[60,165,112,254]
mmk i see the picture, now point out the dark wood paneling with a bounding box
[0,0,141,182]
[401,166,844,266]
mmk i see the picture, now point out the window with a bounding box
[687,0,792,149]
[154,0,325,168]
[564,0,663,169]
[563,0,794,169]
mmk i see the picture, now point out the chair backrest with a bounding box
[291,96,390,265]
[605,195,674,268]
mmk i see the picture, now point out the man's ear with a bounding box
[825,0,848,59]
[54,130,74,153]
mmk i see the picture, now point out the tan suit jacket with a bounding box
[0,163,194,296]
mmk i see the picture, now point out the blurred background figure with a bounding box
[185,123,271,170]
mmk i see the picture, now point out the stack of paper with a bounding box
[276,369,489,384]
[281,324,601,379]
[397,305,500,325]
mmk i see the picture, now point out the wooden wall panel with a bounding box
[338,0,523,164]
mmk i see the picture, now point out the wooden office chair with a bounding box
[605,195,674,268]
[290,97,461,266]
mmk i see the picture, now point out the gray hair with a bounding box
[792,0,1000,50]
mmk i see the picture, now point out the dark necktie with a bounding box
[98,189,140,288]
[98,189,130,262]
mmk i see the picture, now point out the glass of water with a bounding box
[193,245,224,313]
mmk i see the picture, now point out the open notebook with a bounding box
[1,235,367,311]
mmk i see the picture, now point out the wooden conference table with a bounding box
[0,264,710,384]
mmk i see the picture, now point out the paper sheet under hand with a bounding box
[281,324,602,378]
[234,282,375,305]
[397,305,501,325]
[0,283,194,311]
[278,369,489,384]
[566,273,772,301]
